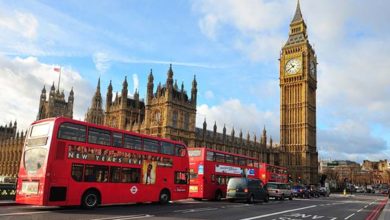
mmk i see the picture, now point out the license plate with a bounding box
[228,189,236,192]
[189,185,198,193]
[21,181,39,195]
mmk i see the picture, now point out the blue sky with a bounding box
[0,0,389,163]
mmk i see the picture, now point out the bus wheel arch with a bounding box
[159,188,171,204]
[81,188,101,209]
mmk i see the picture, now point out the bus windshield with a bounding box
[24,148,47,173]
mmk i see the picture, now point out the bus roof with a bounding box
[188,146,258,160]
[31,117,187,146]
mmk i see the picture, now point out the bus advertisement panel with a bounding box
[259,163,288,184]
[16,117,189,208]
[188,147,259,201]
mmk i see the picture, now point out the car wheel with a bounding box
[289,194,293,200]
[281,194,285,201]
[264,194,269,203]
[247,194,254,204]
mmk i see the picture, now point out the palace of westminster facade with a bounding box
[0,2,318,184]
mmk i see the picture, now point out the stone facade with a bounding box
[279,1,318,184]
[85,78,105,125]
[85,65,280,164]
[37,83,74,120]
[0,122,26,177]
[362,160,389,172]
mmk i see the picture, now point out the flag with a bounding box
[53,67,61,72]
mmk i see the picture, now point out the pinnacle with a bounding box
[292,0,303,23]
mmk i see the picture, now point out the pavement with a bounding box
[378,197,390,220]
[0,200,18,206]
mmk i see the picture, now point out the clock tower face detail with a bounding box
[280,0,318,184]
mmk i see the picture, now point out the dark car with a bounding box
[292,185,310,198]
[308,185,320,198]
[226,177,269,203]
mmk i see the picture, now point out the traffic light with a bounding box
[298,176,302,183]
[288,175,293,183]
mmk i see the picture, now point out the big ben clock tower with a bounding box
[280,0,318,184]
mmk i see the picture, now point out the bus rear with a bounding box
[16,119,54,205]
[188,148,205,199]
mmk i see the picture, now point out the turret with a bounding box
[191,75,197,105]
[68,87,74,117]
[106,80,113,110]
[121,76,128,108]
[166,64,174,100]
[134,89,139,108]
[147,69,154,102]
[231,127,235,143]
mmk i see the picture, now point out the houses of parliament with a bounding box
[0,1,318,184]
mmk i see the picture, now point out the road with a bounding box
[0,194,387,220]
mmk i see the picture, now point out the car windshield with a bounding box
[267,183,278,189]
[228,178,247,189]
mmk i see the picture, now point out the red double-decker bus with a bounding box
[258,163,288,184]
[188,147,260,201]
[16,117,189,208]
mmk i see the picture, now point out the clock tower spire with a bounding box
[280,0,318,184]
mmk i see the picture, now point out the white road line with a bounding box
[344,213,355,219]
[0,211,50,217]
[239,205,317,220]
[364,205,368,208]
[174,207,219,213]
[357,208,363,212]
[90,214,153,220]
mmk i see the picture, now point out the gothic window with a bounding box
[184,112,189,130]
[172,111,178,128]
[154,110,161,125]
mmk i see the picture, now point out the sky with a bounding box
[0,0,389,163]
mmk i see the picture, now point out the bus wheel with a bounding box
[159,189,170,204]
[82,190,100,209]
[214,190,223,201]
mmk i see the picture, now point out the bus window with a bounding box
[215,153,225,163]
[188,149,201,157]
[225,154,234,164]
[175,172,188,184]
[112,132,123,147]
[121,168,140,183]
[206,151,214,161]
[88,127,111,146]
[110,167,121,183]
[161,142,175,155]
[238,157,247,166]
[175,145,186,157]
[71,164,84,182]
[144,139,160,153]
[58,123,86,142]
[124,135,143,150]
[84,165,109,182]
[248,159,254,167]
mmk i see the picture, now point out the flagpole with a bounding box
[57,67,61,92]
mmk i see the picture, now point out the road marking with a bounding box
[174,207,218,213]
[90,214,153,220]
[0,211,50,217]
[239,205,317,220]
[364,205,368,208]
[344,213,355,220]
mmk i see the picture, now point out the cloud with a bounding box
[0,55,93,130]
[0,10,39,40]
[197,99,279,141]
[93,52,111,74]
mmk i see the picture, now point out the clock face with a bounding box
[285,58,302,75]
[310,61,316,78]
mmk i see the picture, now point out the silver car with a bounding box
[265,182,293,200]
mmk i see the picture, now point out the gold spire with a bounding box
[291,0,303,23]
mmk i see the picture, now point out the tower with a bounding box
[85,78,104,125]
[141,65,197,146]
[280,0,318,184]
[36,82,74,120]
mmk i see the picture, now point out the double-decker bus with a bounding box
[258,163,288,184]
[188,147,260,201]
[16,117,189,208]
